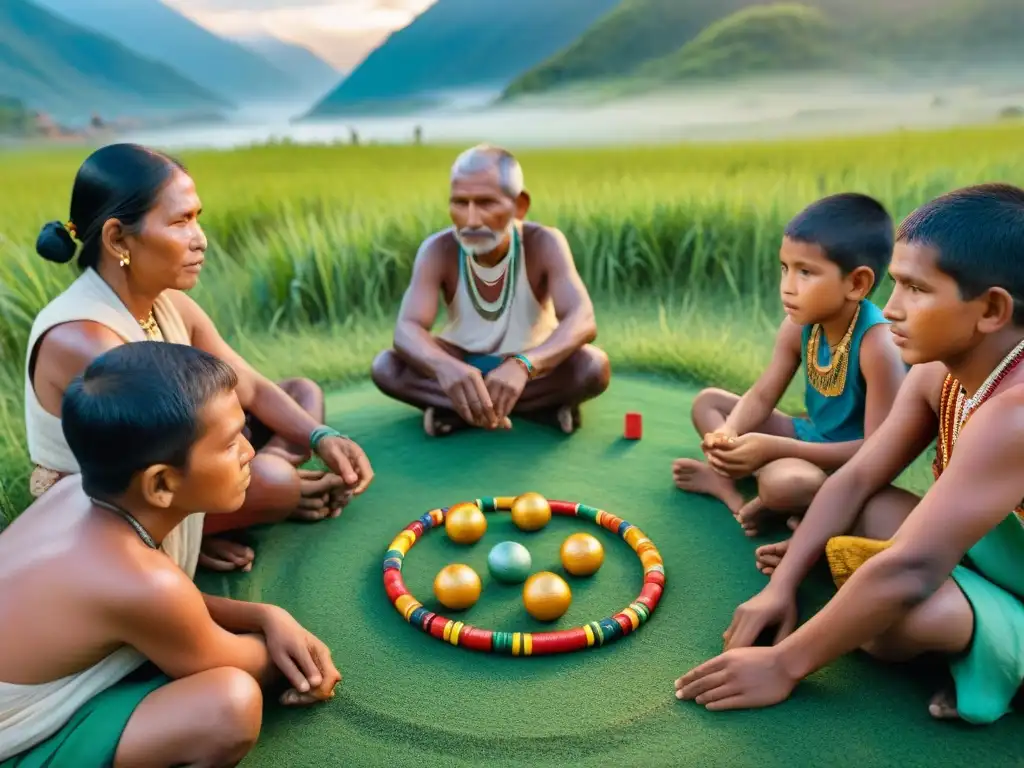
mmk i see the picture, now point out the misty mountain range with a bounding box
[4,0,1023,128]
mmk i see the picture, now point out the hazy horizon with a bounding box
[164,0,437,71]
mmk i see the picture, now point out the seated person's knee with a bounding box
[582,348,611,395]
[205,668,263,761]
[370,349,400,391]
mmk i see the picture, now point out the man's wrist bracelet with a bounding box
[509,353,535,379]
[310,425,347,452]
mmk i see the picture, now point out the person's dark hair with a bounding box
[897,183,1024,325]
[36,143,185,270]
[62,342,238,498]
[784,192,895,294]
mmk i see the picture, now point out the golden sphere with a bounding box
[522,571,571,622]
[433,563,481,611]
[445,502,487,544]
[510,492,551,532]
[560,533,604,577]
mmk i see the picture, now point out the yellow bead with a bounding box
[523,571,571,621]
[445,503,487,544]
[433,564,481,611]
[560,533,604,577]
[511,492,551,532]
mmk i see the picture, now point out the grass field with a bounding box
[2,121,1024,521]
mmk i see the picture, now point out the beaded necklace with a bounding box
[934,338,1024,528]
[805,302,861,397]
[954,337,1024,442]
[91,497,158,549]
[460,226,519,322]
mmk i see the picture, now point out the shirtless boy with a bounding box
[0,342,341,766]
[673,193,906,537]
[675,183,1024,725]
[371,144,610,436]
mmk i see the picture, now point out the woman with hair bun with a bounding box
[27,143,374,575]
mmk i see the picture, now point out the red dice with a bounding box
[624,412,642,440]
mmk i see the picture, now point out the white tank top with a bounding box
[22,267,204,579]
[438,223,558,356]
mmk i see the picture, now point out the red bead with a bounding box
[613,614,634,635]
[639,582,663,609]
[458,626,493,652]
[384,570,408,602]
[549,500,577,516]
[645,570,665,587]
[531,629,589,655]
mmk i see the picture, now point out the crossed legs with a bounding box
[673,388,826,536]
[371,343,611,436]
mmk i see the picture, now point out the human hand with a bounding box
[315,434,374,496]
[705,433,777,478]
[674,645,799,711]
[485,359,529,422]
[701,427,738,452]
[722,584,799,650]
[262,607,342,705]
[435,359,501,428]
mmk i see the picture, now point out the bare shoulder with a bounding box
[33,321,125,388]
[164,289,206,327]
[98,546,200,625]
[774,316,805,355]
[908,361,952,412]
[523,222,572,262]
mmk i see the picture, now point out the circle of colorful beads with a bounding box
[381,496,666,656]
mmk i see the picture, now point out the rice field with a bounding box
[2,122,1023,521]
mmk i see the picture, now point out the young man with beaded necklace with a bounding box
[371,144,611,436]
[673,193,907,540]
[0,342,340,767]
[676,183,1024,725]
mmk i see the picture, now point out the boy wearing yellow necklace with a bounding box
[673,193,907,540]
[675,183,1024,726]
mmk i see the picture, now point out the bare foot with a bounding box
[755,538,789,575]
[928,688,960,720]
[556,404,581,434]
[672,458,745,515]
[291,469,348,522]
[199,538,255,572]
[737,497,768,536]
[423,407,510,436]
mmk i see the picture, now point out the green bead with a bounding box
[487,541,532,584]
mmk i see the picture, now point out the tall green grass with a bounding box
[1,122,1022,521]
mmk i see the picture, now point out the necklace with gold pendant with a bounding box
[138,311,161,340]
[806,303,861,397]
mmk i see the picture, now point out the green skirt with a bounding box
[1,664,169,767]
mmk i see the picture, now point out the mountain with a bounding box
[0,0,227,122]
[636,4,839,83]
[504,0,1024,98]
[234,35,340,99]
[33,0,306,104]
[303,0,620,118]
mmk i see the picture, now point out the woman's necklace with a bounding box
[806,303,861,397]
[90,497,158,549]
[138,311,160,340]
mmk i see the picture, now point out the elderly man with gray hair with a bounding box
[371,144,610,436]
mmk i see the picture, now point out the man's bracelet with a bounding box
[509,353,535,379]
[310,425,347,452]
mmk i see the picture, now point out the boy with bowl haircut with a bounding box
[673,193,907,537]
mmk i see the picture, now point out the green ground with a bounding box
[198,375,1022,767]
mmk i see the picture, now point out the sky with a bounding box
[163,0,437,70]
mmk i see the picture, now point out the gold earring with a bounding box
[119,251,131,268]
